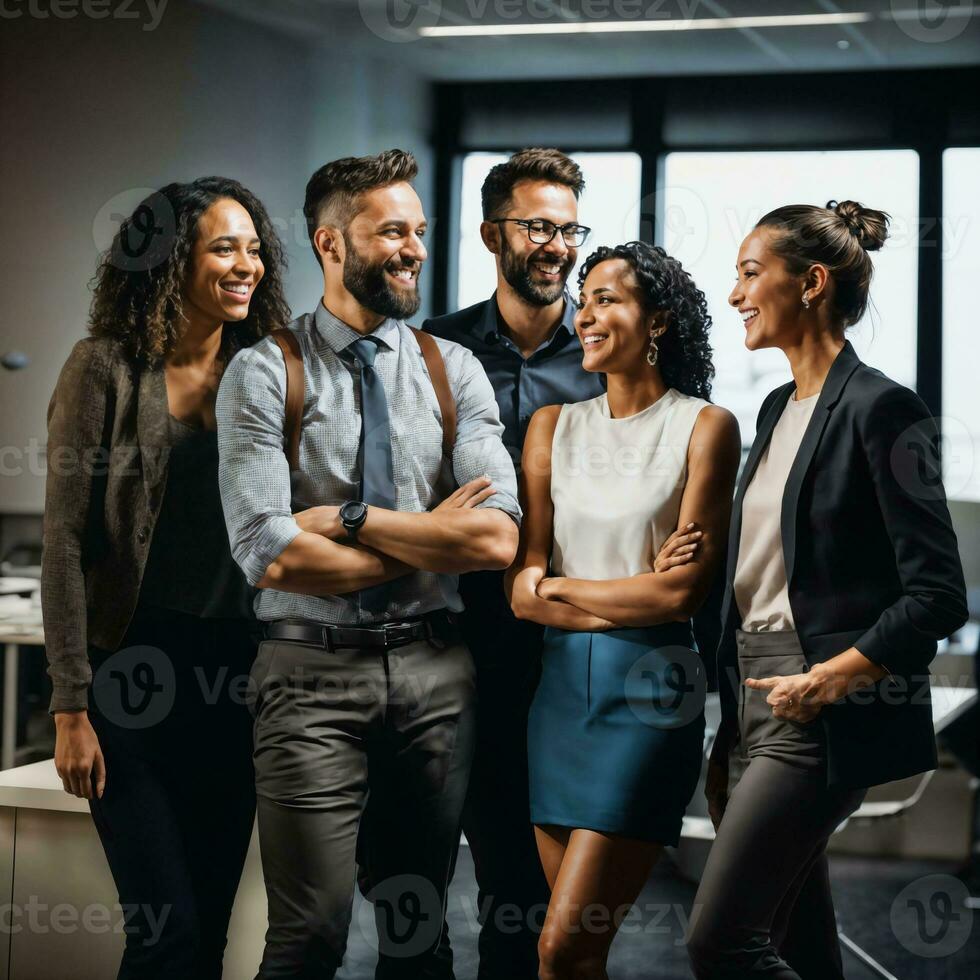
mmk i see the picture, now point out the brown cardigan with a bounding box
[41,336,175,713]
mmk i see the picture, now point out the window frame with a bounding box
[434,69,980,441]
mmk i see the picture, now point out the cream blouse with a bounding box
[734,390,820,631]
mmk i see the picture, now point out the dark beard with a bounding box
[500,235,571,306]
[342,235,421,320]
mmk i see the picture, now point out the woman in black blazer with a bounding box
[685,200,968,979]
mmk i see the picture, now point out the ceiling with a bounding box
[194,0,980,80]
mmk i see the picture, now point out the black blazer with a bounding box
[717,340,968,789]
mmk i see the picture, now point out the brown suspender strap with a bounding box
[410,327,456,460]
[270,328,304,472]
[269,325,455,472]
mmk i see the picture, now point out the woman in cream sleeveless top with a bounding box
[505,242,740,979]
[551,386,710,581]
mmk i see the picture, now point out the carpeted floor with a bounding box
[338,846,978,979]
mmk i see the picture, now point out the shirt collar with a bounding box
[474,290,577,344]
[312,299,401,356]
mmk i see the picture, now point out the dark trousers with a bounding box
[87,607,258,980]
[687,629,866,979]
[250,629,476,979]
[687,755,865,979]
[437,570,552,980]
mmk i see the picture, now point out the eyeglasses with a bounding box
[492,218,591,248]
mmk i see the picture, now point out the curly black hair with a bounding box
[89,177,290,369]
[577,242,714,400]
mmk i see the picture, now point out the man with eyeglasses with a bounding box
[423,147,605,980]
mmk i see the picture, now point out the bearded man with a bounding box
[423,148,604,980]
[217,148,520,978]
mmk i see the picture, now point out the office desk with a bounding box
[0,587,44,771]
[0,760,268,980]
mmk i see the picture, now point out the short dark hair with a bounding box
[481,148,584,221]
[304,149,418,261]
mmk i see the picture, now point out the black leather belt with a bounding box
[264,609,460,652]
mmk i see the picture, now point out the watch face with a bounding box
[342,501,367,525]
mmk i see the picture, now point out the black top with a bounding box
[422,293,608,637]
[137,414,255,620]
[422,292,605,468]
[717,341,968,790]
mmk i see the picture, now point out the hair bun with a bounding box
[827,199,889,252]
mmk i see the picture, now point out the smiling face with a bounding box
[183,198,264,324]
[729,226,812,351]
[493,179,579,306]
[575,258,659,374]
[340,180,427,320]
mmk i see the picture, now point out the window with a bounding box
[456,151,643,311]
[661,150,920,445]
[942,148,980,503]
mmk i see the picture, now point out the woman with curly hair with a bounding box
[42,177,290,978]
[504,240,741,978]
[686,202,967,979]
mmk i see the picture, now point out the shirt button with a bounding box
[136,526,150,545]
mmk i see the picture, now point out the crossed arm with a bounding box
[504,403,741,630]
[216,340,520,597]
[260,480,517,594]
[503,405,618,632]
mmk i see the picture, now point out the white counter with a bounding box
[0,759,267,980]
[0,758,89,813]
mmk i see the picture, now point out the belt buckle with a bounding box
[382,622,409,649]
[320,626,336,652]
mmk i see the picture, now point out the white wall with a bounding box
[0,2,433,515]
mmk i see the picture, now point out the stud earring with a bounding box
[802,293,811,309]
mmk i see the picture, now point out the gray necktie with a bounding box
[349,336,396,616]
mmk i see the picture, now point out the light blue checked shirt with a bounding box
[216,301,521,625]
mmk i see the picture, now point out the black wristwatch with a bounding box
[340,500,368,540]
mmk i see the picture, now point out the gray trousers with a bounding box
[248,631,477,979]
[687,629,866,979]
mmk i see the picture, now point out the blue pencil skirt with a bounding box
[527,621,706,846]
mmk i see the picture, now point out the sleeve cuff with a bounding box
[48,685,91,715]
[854,629,895,677]
[475,492,522,527]
[240,516,303,587]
